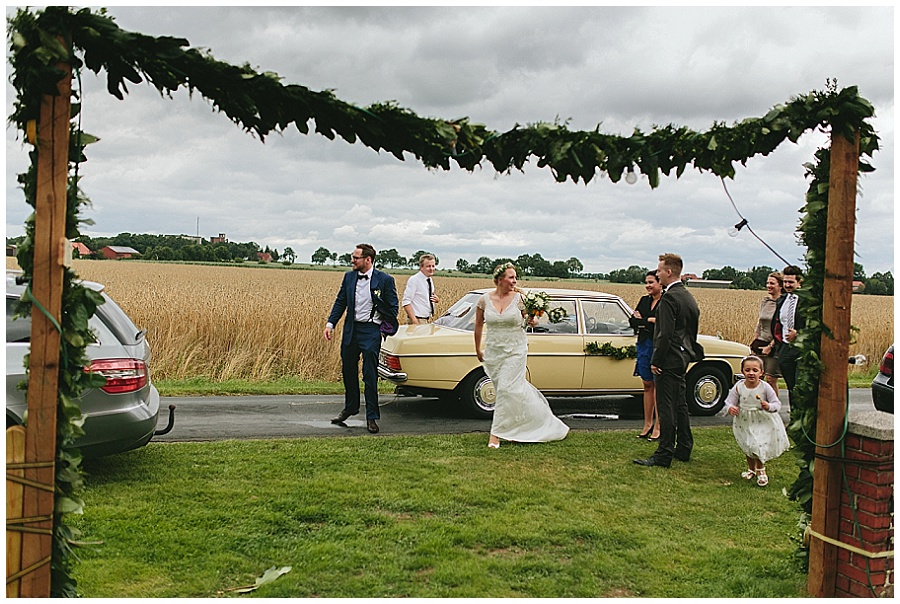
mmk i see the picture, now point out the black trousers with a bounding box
[340,321,381,419]
[653,367,693,463]
[777,343,801,406]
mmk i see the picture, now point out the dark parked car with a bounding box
[6,271,164,457]
[872,345,893,414]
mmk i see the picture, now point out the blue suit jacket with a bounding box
[327,269,399,342]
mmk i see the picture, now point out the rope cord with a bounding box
[720,178,791,266]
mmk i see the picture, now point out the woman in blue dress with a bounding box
[629,270,662,440]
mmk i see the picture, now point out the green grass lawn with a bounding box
[73,428,809,597]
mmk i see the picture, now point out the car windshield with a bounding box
[433,292,481,331]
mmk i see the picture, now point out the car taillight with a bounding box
[85,359,149,393]
[880,350,893,378]
[383,353,402,372]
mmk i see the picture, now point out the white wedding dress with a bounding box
[478,293,569,443]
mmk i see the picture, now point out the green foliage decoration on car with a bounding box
[7,7,880,593]
[584,341,637,360]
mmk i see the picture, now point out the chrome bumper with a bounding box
[378,365,407,382]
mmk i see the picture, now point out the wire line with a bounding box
[721,178,792,267]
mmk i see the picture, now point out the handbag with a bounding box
[749,338,769,355]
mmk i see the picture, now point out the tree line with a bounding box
[605,263,893,295]
[6,233,294,264]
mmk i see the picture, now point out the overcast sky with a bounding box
[5,6,895,276]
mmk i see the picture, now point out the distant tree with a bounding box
[475,256,493,274]
[863,271,893,295]
[549,260,570,278]
[566,257,584,275]
[150,246,175,261]
[311,246,331,264]
[703,266,740,281]
[282,246,296,264]
[854,262,866,281]
[330,252,337,265]
[338,252,352,266]
[379,248,403,268]
[747,265,774,289]
[607,265,649,284]
[730,275,758,290]
[456,258,471,273]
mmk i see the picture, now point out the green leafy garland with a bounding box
[7,8,879,594]
[584,341,638,360]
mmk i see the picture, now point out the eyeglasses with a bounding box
[351,255,363,260]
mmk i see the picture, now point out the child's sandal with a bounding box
[757,468,768,487]
[740,469,756,480]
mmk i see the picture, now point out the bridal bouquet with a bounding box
[521,290,567,329]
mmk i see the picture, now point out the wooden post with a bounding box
[807,128,860,597]
[17,60,72,597]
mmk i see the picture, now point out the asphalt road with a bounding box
[152,388,876,443]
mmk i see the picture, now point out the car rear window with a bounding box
[95,293,144,345]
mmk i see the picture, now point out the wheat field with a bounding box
[6,258,894,382]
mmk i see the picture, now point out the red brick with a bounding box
[847,479,893,499]
[861,436,892,455]
[847,578,880,598]
[856,495,892,515]
[844,434,861,450]
[835,574,850,594]
[838,529,856,546]
[843,558,888,586]
[851,552,887,569]
[849,508,892,531]
[842,464,861,480]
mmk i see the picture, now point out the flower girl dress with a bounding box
[728,380,790,463]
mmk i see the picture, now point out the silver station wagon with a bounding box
[379,288,750,419]
[6,271,165,457]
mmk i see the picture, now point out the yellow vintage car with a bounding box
[379,288,750,419]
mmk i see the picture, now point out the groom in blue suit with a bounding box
[324,244,399,433]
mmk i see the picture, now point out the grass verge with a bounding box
[73,428,808,597]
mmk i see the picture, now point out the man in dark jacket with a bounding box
[772,265,804,405]
[324,244,398,434]
[634,253,703,468]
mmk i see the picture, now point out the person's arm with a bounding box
[403,303,418,324]
[324,276,348,340]
[650,295,676,371]
[725,384,740,416]
[401,275,421,323]
[474,299,486,362]
[759,382,782,412]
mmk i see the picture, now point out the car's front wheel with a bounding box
[457,368,495,419]
[685,364,730,416]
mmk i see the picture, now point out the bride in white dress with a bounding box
[474,263,570,448]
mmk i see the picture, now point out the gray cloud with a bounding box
[5,6,894,275]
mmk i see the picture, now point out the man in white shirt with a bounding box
[402,254,439,324]
[773,265,804,404]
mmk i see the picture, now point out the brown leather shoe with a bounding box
[367,419,379,434]
[331,409,354,425]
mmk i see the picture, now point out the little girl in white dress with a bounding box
[724,356,790,487]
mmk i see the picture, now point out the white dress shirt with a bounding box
[402,270,434,318]
[354,268,377,323]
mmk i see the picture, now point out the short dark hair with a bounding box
[356,243,376,260]
[783,265,803,279]
[645,270,659,282]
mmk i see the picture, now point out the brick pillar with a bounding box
[831,412,893,598]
